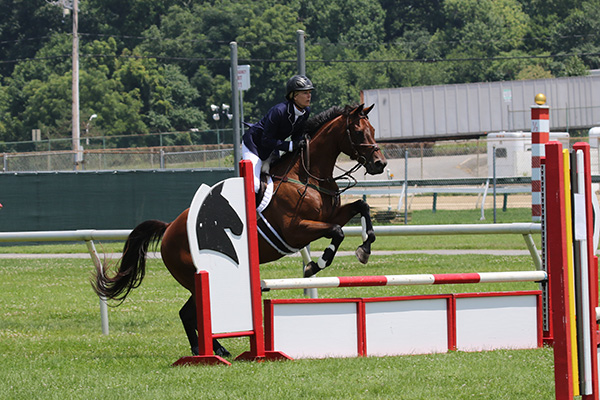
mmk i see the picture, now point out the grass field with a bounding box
[0,208,560,399]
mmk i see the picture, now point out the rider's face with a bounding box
[294,90,312,109]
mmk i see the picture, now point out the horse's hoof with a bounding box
[192,346,199,356]
[355,246,370,264]
[304,261,321,277]
[215,346,231,358]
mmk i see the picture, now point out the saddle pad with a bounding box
[257,176,273,213]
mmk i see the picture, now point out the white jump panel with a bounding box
[455,294,539,351]
[187,178,253,334]
[365,298,449,356]
[271,301,359,359]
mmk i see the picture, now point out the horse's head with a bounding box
[340,104,387,175]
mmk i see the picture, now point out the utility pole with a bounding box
[46,0,80,169]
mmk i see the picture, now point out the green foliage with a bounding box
[0,0,596,144]
[299,0,386,46]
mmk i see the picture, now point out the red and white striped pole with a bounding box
[261,270,547,290]
[531,93,549,222]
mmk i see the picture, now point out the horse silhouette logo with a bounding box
[195,182,244,264]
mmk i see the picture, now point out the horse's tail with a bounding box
[92,219,168,304]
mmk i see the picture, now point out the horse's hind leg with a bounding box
[179,297,200,355]
[179,296,230,357]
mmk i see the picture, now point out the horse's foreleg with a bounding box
[179,296,230,357]
[332,200,376,265]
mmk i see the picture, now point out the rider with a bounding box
[242,74,314,193]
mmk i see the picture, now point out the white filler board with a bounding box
[265,292,541,359]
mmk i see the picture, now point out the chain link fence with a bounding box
[3,137,597,215]
[1,146,235,172]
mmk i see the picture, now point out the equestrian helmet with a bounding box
[286,75,314,100]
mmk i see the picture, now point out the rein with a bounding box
[273,175,339,197]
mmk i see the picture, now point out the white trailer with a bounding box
[487,131,569,177]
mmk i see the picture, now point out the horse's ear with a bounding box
[363,104,374,115]
[351,104,365,117]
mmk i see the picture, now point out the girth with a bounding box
[256,211,301,256]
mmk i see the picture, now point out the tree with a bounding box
[548,0,600,71]
[379,0,444,40]
[0,1,68,76]
[0,83,9,139]
[299,0,385,50]
[0,0,596,147]
[439,0,530,82]
[236,4,305,119]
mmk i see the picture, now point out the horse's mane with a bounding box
[303,104,356,137]
[269,104,358,170]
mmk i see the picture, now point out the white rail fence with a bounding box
[0,223,542,335]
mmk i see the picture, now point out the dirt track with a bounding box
[342,194,532,211]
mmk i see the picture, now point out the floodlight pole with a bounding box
[297,30,305,75]
[230,42,240,176]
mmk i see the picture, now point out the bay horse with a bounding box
[92,103,387,357]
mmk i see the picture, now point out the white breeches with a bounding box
[242,142,262,193]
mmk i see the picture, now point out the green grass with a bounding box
[0,208,556,399]
[0,248,556,399]
[408,207,533,225]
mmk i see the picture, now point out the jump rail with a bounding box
[262,270,548,290]
[0,223,539,242]
[344,223,542,271]
[0,229,131,242]
[0,229,130,336]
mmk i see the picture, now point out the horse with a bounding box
[92,103,388,357]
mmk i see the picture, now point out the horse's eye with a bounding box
[354,130,365,140]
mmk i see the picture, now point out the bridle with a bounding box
[297,111,380,193]
[344,114,380,167]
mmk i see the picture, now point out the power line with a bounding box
[1,50,598,66]
[2,31,600,49]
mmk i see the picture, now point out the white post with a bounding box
[85,240,109,335]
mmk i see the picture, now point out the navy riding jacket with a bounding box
[242,100,310,161]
